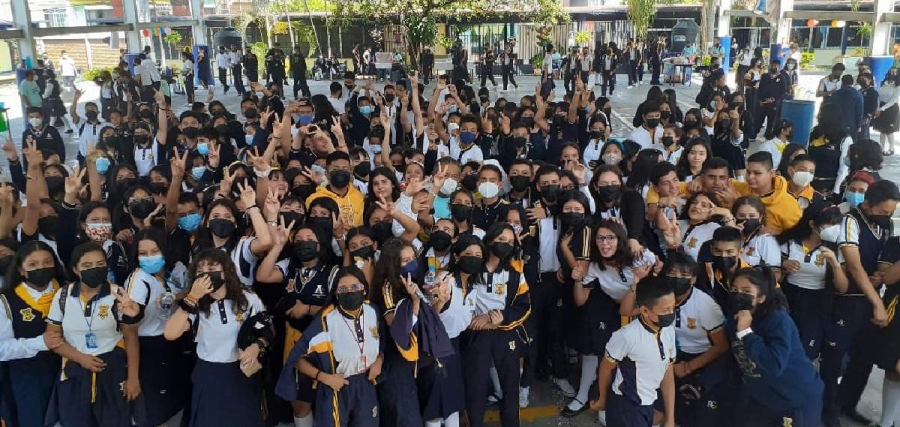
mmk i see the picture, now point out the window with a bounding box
[43,8,68,28]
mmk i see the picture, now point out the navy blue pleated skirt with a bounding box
[417,338,466,421]
[190,359,264,427]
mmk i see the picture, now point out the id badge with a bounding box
[85,332,98,349]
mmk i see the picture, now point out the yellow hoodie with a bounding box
[306,184,365,227]
[733,175,801,234]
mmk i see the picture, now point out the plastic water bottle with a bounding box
[160,291,175,319]
[422,259,437,304]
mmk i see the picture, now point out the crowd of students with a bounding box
[3,43,900,427]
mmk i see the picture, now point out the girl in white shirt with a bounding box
[732,197,782,279]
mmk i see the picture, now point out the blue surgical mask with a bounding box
[447,105,459,114]
[245,134,254,146]
[359,105,374,115]
[191,166,208,180]
[177,213,202,232]
[459,131,477,144]
[298,114,314,125]
[139,254,166,274]
[845,191,865,208]
[197,142,209,155]
[400,260,419,278]
[95,157,110,174]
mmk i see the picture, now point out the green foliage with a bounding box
[626,0,656,38]
[857,23,873,38]
[800,52,814,70]
[405,14,439,50]
[82,66,115,81]
[163,32,183,47]
[250,42,268,69]
[574,30,591,46]
[530,53,544,70]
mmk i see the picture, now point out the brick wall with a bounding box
[41,39,121,71]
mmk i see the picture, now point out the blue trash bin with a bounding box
[780,99,816,146]
[868,55,894,86]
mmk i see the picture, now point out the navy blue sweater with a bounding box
[726,308,823,411]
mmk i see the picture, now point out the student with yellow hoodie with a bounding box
[728,151,801,235]
[306,151,366,227]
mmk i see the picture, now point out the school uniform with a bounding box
[0,281,62,427]
[531,205,568,383]
[780,240,842,359]
[276,303,383,427]
[275,259,337,402]
[727,309,824,427]
[189,290,267,427]
[678,220,720,262]
[673,287,727,427]
[374,283,425,427]
[463,264,531,427]
[604,318,676,427]
[126,268,186,426]
[46,282,136,427]
[740,228,781,267]
[697,259,752,307]
[216,237,262,288]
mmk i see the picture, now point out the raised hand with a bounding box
[1,138,17,161]
[263,188,280,221]
[208,142,221,169]
[189,274,214,300]
[237,181,257,209]
[272,216,294,248]
[170,149,188,179]
[114,287,140,318]
[64,166,86,197]
[401,273,419,300]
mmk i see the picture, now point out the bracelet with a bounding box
[254,165,272,178]
[314,370,321,381]
[178,298,199,314]
[245,205,260,212]
[184,294,198,305]
[158,107,168,111]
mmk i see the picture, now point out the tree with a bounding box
[330,0,568,71]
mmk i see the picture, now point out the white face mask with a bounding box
[447,122,459,136]
[478,182,500,199]
[791,171,814,188]
[441,178,458,196]
[819,224,841,243]
[28,118,42,128]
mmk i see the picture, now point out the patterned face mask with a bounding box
[85,222,113,242]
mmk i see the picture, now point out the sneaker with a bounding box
[627,85,634,89]
[552,377,576,398]
[518,387,529,408]
[487,392,502,406]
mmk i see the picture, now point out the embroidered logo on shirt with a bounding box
[495,283,506,295]
[508,340,516,351]
[369,325,379,339]
[815,254,824,266]
[782,417,793,427]
[20,308,35,322]
[372,406,378,418]
[236,311,244,322]
[745,247,756,257]
[686,317,697,330]
[687,237,697,248]
[98,305,110,319]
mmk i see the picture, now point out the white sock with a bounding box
[425,420,441,427]
[890,133,897,152]
[445,412,460,427]
[490,366,503,398]
[294,414,313,427]
[881,377,900,426]
[567,354,599,411]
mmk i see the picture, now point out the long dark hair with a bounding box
[675,137,711,181]
[558,190,593,235]
[482,222,518,272]
[775,143,806,177]
[777,200,842,245]
[2,240,62,294]
[372,237,415,310]
[132,227,171,271]
[326,266,370,307]
[591,219,637,269]
[69,242,106,283]
[625,149,663,192]
[193,198,242,254]
[732,265,788,320]
[445,234,488,286]
[187,249,249,316]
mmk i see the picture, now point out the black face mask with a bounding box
[371,221,393,244]
[115,178,138,195]
[590,130,604,140]
[0,255,13,277]
[329,170,352,189]
[202,271,226,292]
[215,124,230,137]
[671,277,692,296]
[291,184,317,201]
[553,115,566,127]
[449,204,473,222]
[654,312,676,328]
[510,136,527,149]
[520,116,535,127]
[461,175,478,192]
[37,215,58,236]
[133,134,150,145]
[384,94,396,103]
[660,111,671,120]
[128,199,155,220]
[540,184,560,202]
[139,110,154,120]
[661,136,675,147]
[337,291,365,311]
[430,230,453,252]
[509,175,531,192]
[182,127,200,139]
[597,185,621,203]
[560,212,585,228]
[717,120,732,131]
[354,162,372,178]
[279,212,304,230]
[149,182,167,195]
[79,266,107,288]
[711,255,738,273]
[208,218,237,238]
[26,267,55,287]
[738,218,761,233]
[292,241,320,262]
[457,255,483,275]
[646,118,660,128]
[730,102,744,110]
[45,176,64,195]
[727,291,755,314]
[85,111,99,121]
[244,108,259,119]
[490,241,515,260]
[684,119,698,127]
[869,212,893,230]
[351,245,376,260]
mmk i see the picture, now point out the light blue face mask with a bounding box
[197,142,209,155]
[359,105,374,115]
[245,134,254,146]
[447,105,459,114]
[191,166,208,180]
[298,114,314,125]
[845,191,865,208]
[95,157,110,174]
[177,212,202,232]
[139,254,166,274]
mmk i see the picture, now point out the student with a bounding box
[658,191,727,261]
[731,151,802,235]
[276,266,384,427]
[590,275,676,427]
[869,238,900,427]
[463,223,531,427]
[777,201,848,360]
[726,266,824,427]
[45,242,141,426]
[784,154,823,209]
[731,196,781,274]
[696,226,751,306]
[164,249,271,426]
[0,241,63,427]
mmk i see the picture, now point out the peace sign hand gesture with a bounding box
[401,273,420,301]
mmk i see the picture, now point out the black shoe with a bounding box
[560,400,586,418]
[843,408,872,425]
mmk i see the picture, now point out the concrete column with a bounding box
[122,0,142,52]
[716,0,732,37]
[872,0,892,56]
[190,0,207,46]
[775,0,794,45]
[10,0,35,65]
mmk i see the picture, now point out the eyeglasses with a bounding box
[596,234,618,243]
[336,283,366,294]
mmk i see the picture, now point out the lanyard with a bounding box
[340,310,366,361]
[80,294,100,332]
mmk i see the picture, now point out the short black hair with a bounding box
[790,153,815,167]
[712,226,743,245]
[865,180,900,206]
[326,151,351,166]
[701,157,730,174]
[841,74,855,86]
[747,151,774,170]
[635,276,674,309]
[662,249,698,277]
[649,162,677,186]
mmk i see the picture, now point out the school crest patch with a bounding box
[98,305,110,320]
[369,326,379,339]
[19,308,34,322]
[782,417,792,427]
[508,341,516,351]
[686,317,697,330]
[687,237,697,248]
[815,254,824,266]
[236,311,244,322]
[495,283,506,295]
[745,246,756,256]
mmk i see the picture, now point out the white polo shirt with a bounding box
[606,318,676,405]
[582,138,604,169]
[319,304,380,376]
[47,284,124,356]
[581,249,657,301]
[437,271,475,339]
[449,136,484,164]
[679,220,720,262]
[741,232,781,267]
[537,214,561,273]
[627,125,664,151]
[674,287,724,354]
[469,267,525,316]
[780,241,844,290]
[126,268,171,337]
[189,290,265,363]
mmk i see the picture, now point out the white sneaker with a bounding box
[487,392,503,405]
[552,377,577,398]
[519,386,530,408]
[627,85,634,89]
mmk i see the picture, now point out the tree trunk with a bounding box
[407,42,420,74]
[301,0,322,55]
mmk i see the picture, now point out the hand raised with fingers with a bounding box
[238,181,257,208]
[64,166,86,196]
[272,216,294,248]
[208,142,221,168]
[401,273,419,301]
[2,138,17,161]
[263,188,280,220]
[170,149,188,179]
